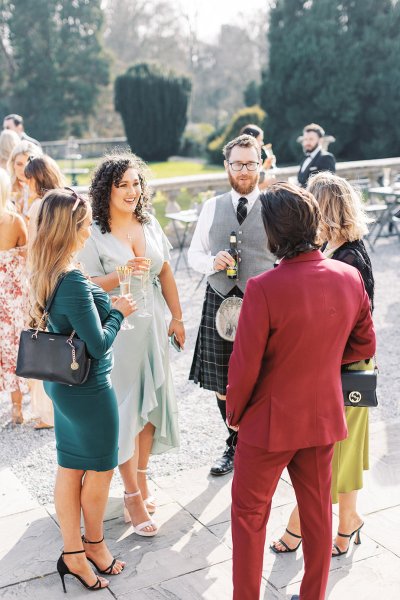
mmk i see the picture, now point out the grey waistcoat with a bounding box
[208,192,275,295]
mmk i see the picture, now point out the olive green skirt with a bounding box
[331,359,373,503]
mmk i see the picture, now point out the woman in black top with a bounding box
[271,172,375,558]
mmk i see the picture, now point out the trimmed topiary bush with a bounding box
[115,62,192,161]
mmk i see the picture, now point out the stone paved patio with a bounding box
[1,415,399,599]
[1,238,400,598]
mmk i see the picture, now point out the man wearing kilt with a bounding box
[188,134,275,476]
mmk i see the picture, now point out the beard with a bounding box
[228,171,259,196]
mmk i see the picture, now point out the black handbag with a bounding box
[16,274,91,386]
[341,360,378,407]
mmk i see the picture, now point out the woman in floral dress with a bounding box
[0,169,29,424]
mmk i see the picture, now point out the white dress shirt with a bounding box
[188,187,260,275]
[300,145,322,172]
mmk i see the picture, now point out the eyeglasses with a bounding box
[64,186,82,212]
[229,161,260,172]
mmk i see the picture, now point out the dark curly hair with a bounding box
[89,150,152,233]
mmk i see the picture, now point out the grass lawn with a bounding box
[58,158,223,187]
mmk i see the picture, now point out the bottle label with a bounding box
[226,262,237,277]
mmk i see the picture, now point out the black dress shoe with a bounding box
[210,446,235,476]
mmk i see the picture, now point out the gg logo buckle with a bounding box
[349,391,362,404]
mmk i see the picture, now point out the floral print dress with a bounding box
[0,247,29,393]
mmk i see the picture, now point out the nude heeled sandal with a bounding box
[137,468,156,514]
[123,491,158,537]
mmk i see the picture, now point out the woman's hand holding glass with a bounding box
[112,294,136,318]
[126,257,150,276]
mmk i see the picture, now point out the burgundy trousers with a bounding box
[231,439,334,600]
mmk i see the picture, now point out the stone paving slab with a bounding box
[209,504,383,591]
[121,560,278,600]
[0,573,114,599]
[154,466,296,528]
[286,551,400,600]
[102,501,232,596]
[0,469,39,519]
[0,507,60,588]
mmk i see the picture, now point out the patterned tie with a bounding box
[237,197,248,225]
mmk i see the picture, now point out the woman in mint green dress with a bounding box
[29,189,135,592]
[78,152,185,537]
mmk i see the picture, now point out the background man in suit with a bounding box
[298,123,335,187]
[3,113,41,148]
[227,183,376,600]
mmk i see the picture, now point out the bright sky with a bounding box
[177,0,268,41]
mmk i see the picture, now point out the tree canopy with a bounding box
[261,0,400,162]
[0,0,110,140]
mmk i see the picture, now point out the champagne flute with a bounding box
[263,143,278,170]
[135,258,152,318]
[116,266,134,330]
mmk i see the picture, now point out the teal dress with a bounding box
[77,216,180,465]
[43,269,124,471]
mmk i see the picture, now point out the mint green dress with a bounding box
[44,270,124,471]
[77,216,179,465]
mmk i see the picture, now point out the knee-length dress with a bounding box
[43,269,124,471]
[327,240,374,503]
[0,247,29,394]
[77,217,179,465]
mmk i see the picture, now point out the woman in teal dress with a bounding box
[78,152,185,537]
[29,189,135,592]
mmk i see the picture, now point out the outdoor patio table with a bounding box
[165,209,199,274]
[367,187,400,245]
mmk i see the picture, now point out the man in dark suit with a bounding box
[226,183,376,600]
[298,123,335,187]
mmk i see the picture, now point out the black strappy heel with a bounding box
[57,549,105,593]
[270,528,302,554]
[332,522,364,557]
[81,535,124,575]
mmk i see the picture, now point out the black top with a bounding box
[298,149,336,187]
[331,239,374,312]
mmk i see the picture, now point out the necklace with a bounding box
[127,233,133,241]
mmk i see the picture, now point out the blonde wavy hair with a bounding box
[307,172,370,244]
[0,168,11,216]
[7,140,42,193]
[29,188,90,327]
[0,130,20,166]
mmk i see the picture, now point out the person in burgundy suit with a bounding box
[226,182,376,600]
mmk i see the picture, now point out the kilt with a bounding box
[189,283,243,395]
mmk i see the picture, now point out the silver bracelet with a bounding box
[172,317,184,323]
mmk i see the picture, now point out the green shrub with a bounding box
[115,62,192,161]
[180,123,215,158]
[206,105,266,165]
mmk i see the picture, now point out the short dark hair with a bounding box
[239,124,263,139]
[223,134,261,162]
[4,114,23,127]
[260,182,322,259]
[303,123,325,137]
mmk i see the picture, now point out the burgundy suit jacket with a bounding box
[226,250,376,452]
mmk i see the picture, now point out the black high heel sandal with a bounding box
[57,549,105,593]
[81,535,124,575]
[332,522,364,557]
[270,528,302,554]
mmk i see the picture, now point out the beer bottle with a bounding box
[226,231,239,280]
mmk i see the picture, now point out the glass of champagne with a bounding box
[135,258,152,318]
[263,143,278,170]
[116,266,134,330]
